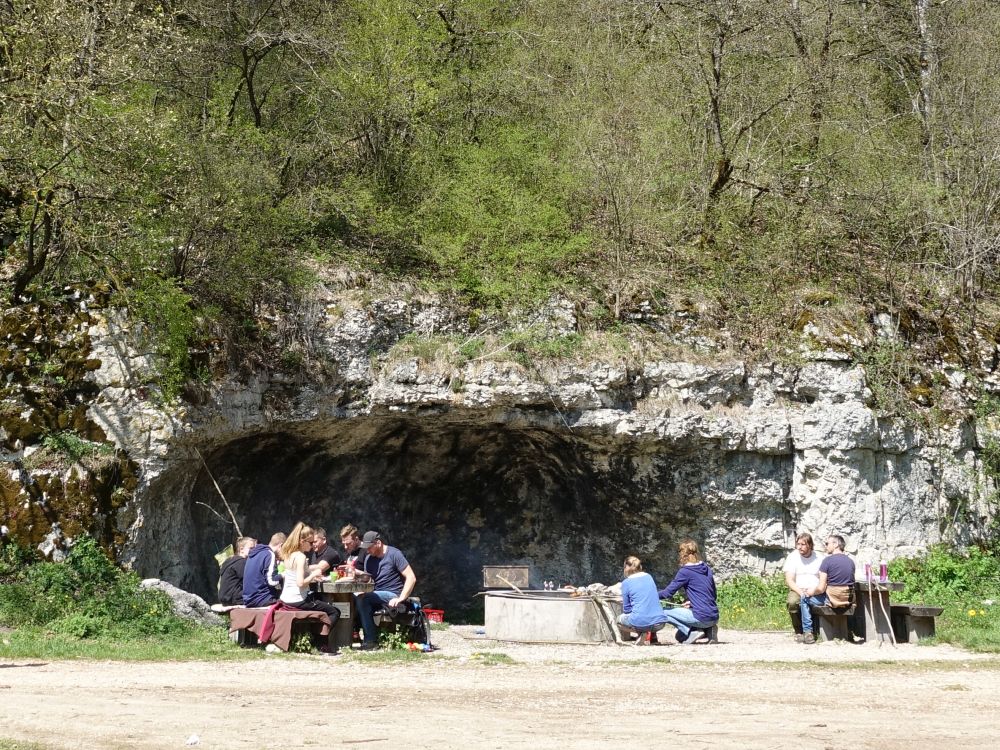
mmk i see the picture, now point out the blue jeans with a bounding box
[800,594,828,633]
[356,590,397,645]
[663,607,716,637]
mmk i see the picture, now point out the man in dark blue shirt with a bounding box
[355,531,417,650]
[799,534,857,643]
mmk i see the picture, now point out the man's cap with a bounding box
[360,531,382,549]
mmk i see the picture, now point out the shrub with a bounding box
[888,544,1000,604]
[0,533,190,638]
[50,613,104,639]
[715,574,787,631]
[0,542,35,583]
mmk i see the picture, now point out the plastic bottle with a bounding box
[864,562,872,582]
[878,560,888,583]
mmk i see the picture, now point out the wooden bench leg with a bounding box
[904,615,936,643]
[817,614,851,642]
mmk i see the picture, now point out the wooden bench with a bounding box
[228,606,332,652]
[812,604,857,642]
[890,604,944,643]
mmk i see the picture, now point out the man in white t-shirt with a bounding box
[781,533,825,643]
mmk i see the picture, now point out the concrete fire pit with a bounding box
[484,590,623,644]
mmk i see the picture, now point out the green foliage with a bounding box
[0,534,190,639]
[470,651,515,665]
[0,621,253,661]
[888,545,1000,604]
[124,277,198,401]
[0,740,49,750]
[888,545,1000,652]
[413,127,592,306]
[288,630,315,654]
[2,0,1000,371]
[715,574,788,631]
[0,542,36,584]
[855,340,922,419]
[378,624,409,651]
[38,432,113,467]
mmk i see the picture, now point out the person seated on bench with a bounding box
[339,524,367,569]
[617,555,669,643]
[308,527,342,576]
[278,523,344,651]
[355,530,417,651]
[782,532,824,643]
[658,538,720,644]
[218,536,256,606]
[798,534,857,644]
[243,532,286,608]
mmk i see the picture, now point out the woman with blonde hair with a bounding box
[278,522,343,646]
[657,538,719,644]
[617,555,669,643]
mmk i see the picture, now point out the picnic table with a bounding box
[315,578,375,648]
[853,580,904,644]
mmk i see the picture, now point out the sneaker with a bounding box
[264,643,281,654]
[802,633,816,644]
[683,629,704,645]
[794,634,804,643]
[359,641,380,651]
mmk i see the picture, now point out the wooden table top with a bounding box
[854,580,904,592]
[316,578,375,594]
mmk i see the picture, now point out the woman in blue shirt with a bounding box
[618,556,669,642]
[658,538,720,644]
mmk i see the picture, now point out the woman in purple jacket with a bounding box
[657,538,720,644]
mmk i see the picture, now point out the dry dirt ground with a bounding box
[3,627,1000,750]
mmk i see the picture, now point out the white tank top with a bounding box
[279,554,309,604]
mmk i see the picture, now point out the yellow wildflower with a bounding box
[968,609,977,617]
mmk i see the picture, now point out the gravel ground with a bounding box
[439,624,997,664]
[2,628,999,750]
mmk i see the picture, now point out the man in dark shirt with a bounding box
[799,534,857,643]
[218,536,255,606]
[339,524,366,569]
[308,527,342,575]
[355,530,416,650]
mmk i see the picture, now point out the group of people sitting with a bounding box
[782,532,857,644]
[618,532,857,646]
[218,522,417,651]
[617,538,720,644]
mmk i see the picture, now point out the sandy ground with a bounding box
[2,627,1000,750]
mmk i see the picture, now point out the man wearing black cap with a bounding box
[355,531,417,650]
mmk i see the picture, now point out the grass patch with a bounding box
[0,624,260,661]
[0,741,50,750]
[715,574,787,632]
[346,649,430,663]
[889,546,1000,653]
[470,651,515,665]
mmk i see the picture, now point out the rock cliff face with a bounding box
[3,281,997,613]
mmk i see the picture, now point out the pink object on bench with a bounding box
[229,606,331,652]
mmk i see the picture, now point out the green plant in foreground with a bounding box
[888,545,1000,652]
[0,740,50,750]
[0,534,190,639]
[378,625,408,651]
[715,574,787,631]
[470,651,515,665]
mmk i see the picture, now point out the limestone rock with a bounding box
[140,579,223,627]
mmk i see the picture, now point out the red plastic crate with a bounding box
[424,608,444,623]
